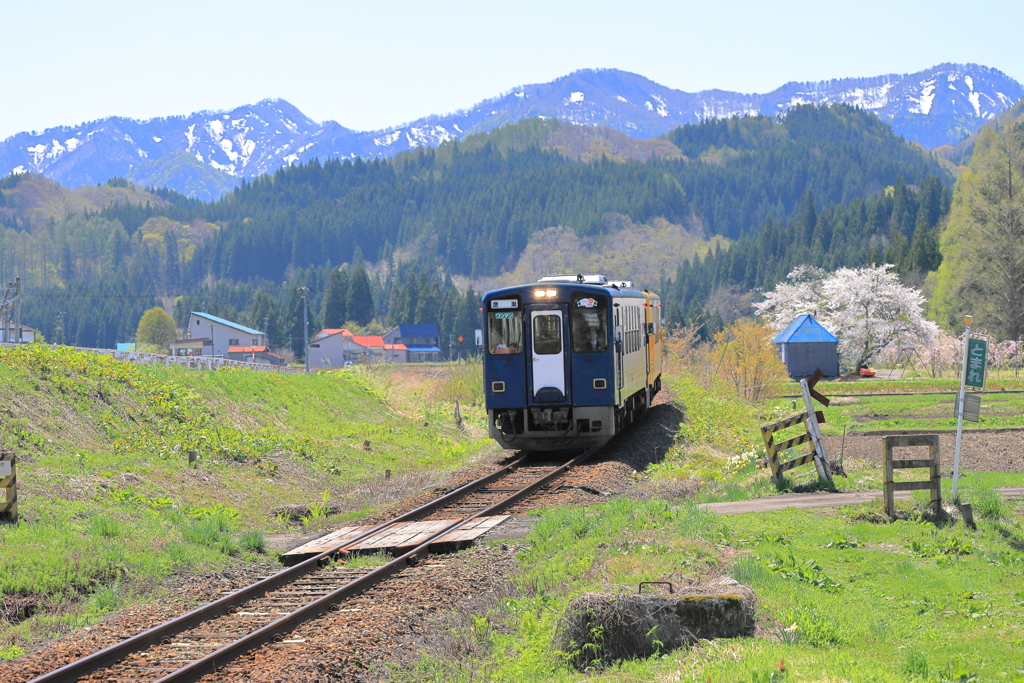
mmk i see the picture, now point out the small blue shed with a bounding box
[774,314,840,378]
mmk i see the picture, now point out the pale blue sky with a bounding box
[3,0,1021,141]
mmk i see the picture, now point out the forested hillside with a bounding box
[0,104,954,353]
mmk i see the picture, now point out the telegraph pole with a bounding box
[297,287,311,373]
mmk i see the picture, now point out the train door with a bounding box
[643,295,652,379]
[614,308,623,397]
[529,309,568,402]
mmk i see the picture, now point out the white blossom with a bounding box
[755,264,938,368]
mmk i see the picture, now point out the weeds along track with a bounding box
[26,447,601,683]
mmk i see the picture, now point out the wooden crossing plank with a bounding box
[282,516,510,562]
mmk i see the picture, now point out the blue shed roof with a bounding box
[391,324,439,338]
[774,314,838,344]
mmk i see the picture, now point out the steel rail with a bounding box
[151,445,601,683]
[29,453,528,683]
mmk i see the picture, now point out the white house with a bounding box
[308,328,407,366]
[186,312,265,358]
[1,323,40,343]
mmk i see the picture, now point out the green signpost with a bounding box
[966,338,987,388]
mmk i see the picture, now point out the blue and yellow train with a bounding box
[482,274,663,451]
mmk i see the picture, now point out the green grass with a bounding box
[0,345,497,657]
[647,369,1024,505]
[400,494,1024,682]
[393,366,1024,680]
[808,377,1024,396]
[807,392,1024,433]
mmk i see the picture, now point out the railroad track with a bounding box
[28,447,600,683]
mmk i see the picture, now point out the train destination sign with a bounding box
[965,338,987,388]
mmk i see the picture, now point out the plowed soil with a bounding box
[824,428,1024,473]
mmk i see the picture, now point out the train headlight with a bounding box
[545,289,557,297]
[534,289,546,298]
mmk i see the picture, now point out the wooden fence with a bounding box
[760,410,831,483]
[0,343,300,373]
[760,368,833,484]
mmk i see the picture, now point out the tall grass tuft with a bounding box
[85,582,125,615]
[972,487,1011,521]
[902,648,930,678]
[440,356,484,406]
[239,530,267,554]
[87,516,124,538]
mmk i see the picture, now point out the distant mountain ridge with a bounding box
[1,63,1019,199]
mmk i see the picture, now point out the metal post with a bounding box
[952,315,972,501]
[13,277,21,343]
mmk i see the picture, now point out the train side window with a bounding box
[571,294,608,353]
[488,311,523,355]
[533,314,562,355]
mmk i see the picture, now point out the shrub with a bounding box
[707,319,788,404]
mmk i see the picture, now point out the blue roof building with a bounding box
[384,324,442,362]
[773,314,840,378]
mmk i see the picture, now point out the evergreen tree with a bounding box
[345,264,375,325]
[282,289,306,359]
[415,278,442,325]
[322,266,349,328]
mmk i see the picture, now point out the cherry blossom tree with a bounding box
[756,264,938,369]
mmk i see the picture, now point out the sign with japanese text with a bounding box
[965,338,987,388]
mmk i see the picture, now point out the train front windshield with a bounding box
[488,311,524,354]
[571,295,608,353]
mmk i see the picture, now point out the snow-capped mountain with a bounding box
[2,63,1019,200]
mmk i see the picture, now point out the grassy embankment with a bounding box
[400,367,1024,681]
[0,345,493,660]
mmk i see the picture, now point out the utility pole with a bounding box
[57,311,67,345]
[298,287,311,373]
[1,278,22,344]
